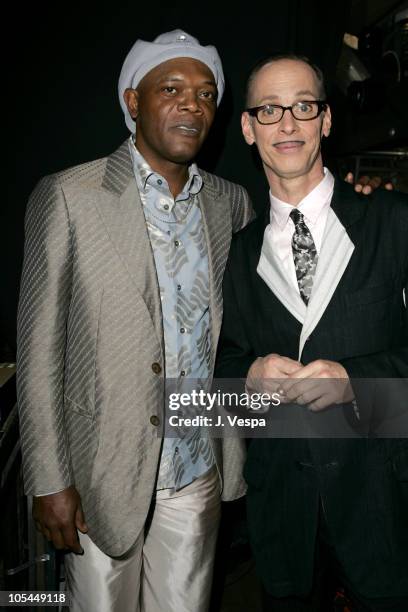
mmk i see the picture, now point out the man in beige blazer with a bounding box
[17,30,253,612]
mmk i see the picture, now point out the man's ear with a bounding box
[241,112,256,145]
[322,104,331,138]
[123,88,139,121]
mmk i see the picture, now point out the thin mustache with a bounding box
[273,140,304,145]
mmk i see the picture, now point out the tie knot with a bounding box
[290,208,304,226]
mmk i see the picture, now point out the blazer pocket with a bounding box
[64,394,94,419]
[345,281,395,307]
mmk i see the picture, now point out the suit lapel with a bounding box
[257,225,306,323]
[298,180,366,359]
[298,208,354,358]
[96,141,163,345]
[198,179,232,371]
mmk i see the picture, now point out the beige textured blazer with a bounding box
[17,141,254,556]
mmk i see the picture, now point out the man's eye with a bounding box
[297,102,313,113]
[163,87,177,94]
[262,105,279,116]
[200,91,215,100]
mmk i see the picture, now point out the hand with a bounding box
[246,354,302,396]
[33,486,88,553]
[345,172,393,194]
[279,359,354,411]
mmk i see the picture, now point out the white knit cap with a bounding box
[118,29,225,132]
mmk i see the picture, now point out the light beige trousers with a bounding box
[64,467,221,612]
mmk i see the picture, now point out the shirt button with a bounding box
[151,362,162,374]
[177,284,182,291]
[175,446,179,454]
[150,415,160,426]
[157,179,163,185]
[163,204,169,210]
[180,327,185,334]
[180,370,185,376]
[174,240,180,247]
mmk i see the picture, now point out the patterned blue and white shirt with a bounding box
[129,137,215,490]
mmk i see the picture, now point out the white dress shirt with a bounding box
[267,168,335,293]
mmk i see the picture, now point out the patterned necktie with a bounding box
[290,208,318,305]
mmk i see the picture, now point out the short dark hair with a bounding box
[245,54,326,107]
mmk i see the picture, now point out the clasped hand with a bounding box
[247,354,354,411]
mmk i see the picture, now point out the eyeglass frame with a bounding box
[245,100,328,125]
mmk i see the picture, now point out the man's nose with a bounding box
[178,90,201,112]
[279,108,297,133]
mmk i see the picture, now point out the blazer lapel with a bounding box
[198,180,232,371]
[96,141,163,345]
[298,180,366,359]
[257,225,307,324]
[298,208,354,358]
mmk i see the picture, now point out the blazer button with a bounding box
[151,362,162,374]
[150,415,160,426]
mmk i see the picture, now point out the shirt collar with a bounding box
[269,168,335,229]
[128,135,203,198]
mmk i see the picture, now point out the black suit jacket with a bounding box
[216,180,408,598]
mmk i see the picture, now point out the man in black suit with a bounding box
[216,54,408,611]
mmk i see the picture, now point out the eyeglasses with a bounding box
[246,100,328,125]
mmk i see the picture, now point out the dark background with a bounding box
[1,0,405,358]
